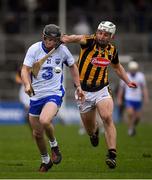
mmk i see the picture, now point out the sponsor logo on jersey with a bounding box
[91,57,110,67]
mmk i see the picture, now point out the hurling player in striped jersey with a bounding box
[61,21,137,169]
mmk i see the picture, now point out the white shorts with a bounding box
[76,86,112,113]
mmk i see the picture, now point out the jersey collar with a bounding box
[41,42,49,53]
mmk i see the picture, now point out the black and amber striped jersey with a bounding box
[77,34,119,92]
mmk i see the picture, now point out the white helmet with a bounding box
[97,21,116,37]
[128,61,139,70]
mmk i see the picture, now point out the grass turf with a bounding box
[0,122,152,179]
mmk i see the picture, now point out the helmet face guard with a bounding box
[43,24,61,39]
[97,21,116,37]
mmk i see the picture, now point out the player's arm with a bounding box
[69,63,85,101]
[61,34,86,44]
[15,72,22,84]
[141,76,149,104]
[21,65,34,97]
[117,82,125,106]
[111,63,137,88]
[142,85,149,104]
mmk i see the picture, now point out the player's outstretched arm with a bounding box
[61,34,85,44]
[69,64,85,102]
[111,63,137,88]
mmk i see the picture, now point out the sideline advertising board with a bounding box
[0,102,25,124]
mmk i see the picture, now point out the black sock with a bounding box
[108,149,117,159]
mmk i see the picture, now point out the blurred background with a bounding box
[0,0,152,124]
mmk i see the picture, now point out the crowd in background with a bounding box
[0,0,152,34]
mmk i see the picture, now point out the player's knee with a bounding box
[33,129,43,139]
[102,113,112,121]
[39,117,50,127]
[102,113,113,126]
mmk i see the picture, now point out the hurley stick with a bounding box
[32,41,62,78]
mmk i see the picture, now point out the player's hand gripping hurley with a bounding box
[32,41,62,78]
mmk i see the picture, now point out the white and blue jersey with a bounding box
[23,42,75,116]
[23,41,75,100]
[120,71,146,110]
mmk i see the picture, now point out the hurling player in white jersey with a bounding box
[21,24,85,172]
[117,61,149,136]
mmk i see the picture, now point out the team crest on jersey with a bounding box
[91,57,111,67]
[55,58,61,65]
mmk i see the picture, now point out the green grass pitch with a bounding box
[0,122,152,179]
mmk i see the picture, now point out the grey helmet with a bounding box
[43,24,61,38]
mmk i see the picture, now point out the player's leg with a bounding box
[126,106,136,136]
[29,115,53,172]
[134,110,141,126]
[40,102,57,140]
[124,100,142,136]
[80,108,96,135]
[131,106,142,135]
[133,101,143,127]
[78,120,86,135]
[40,102,62,164]
[80,108,99,147]
[96,98,117,168]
